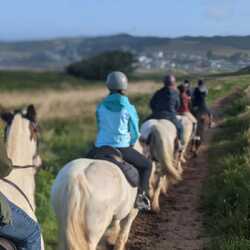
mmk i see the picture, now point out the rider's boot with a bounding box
[192,123,200,141]
[135,192,151,211]
[178,140,185,152]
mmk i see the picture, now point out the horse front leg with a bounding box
[114,209,138,250]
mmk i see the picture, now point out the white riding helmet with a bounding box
[106,71,128,91]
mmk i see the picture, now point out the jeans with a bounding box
[166,116,185,145]
[118,147,152,195]
[0,196,41,250]
[147,112,185,145]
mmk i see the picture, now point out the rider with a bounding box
[183,79,193,97]
[0,120,41,250]
[192,80,213,127]
[95,71,151,211]
[178,84,198,138]
[149,74,185,151]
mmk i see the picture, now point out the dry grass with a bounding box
[0,81,158,121]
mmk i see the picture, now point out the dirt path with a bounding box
[127,92,237,250]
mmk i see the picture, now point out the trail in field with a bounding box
[0,81,157,120]
[127,92,239,250]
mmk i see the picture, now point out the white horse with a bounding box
[0,107,43,249]
[140,116,193,212]
[51,157,138,250]
[177,115,194,163]
[51,118,193,250]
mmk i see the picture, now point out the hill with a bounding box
[1,34,250,71]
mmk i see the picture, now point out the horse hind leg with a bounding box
[114,209,138,250]
[152,176,165,213]
[105,218,121,246]
[160,176,169,197]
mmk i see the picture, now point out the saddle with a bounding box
[87,146,140,188]
[0,238,17,250]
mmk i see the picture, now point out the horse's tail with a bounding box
[150,124,182,182]
[66,172,90,250]
[52,169,90,250]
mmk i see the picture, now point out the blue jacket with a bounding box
[95,94,140,148]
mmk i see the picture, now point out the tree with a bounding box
[206,50,214,60]
[66,51,137,80]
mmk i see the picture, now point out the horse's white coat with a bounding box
[140,117,192,212]
[0,113,43,248]
[51,158,138,250]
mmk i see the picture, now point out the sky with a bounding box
[0,0,250,41]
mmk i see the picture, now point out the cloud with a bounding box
[204,0,235,22]
[206,7,230,20]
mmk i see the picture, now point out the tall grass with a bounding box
[204,93,250,249]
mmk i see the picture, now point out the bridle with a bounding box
[1,112,40,213]
[0,177,35,212]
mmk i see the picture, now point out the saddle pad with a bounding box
[87,146,140,187]
[0,238,17,250]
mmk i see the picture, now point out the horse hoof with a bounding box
[151,206,161,214]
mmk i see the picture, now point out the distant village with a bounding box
[136,50,250,73]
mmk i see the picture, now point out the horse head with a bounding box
[1,104,42,169]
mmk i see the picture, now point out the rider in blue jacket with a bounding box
[95,71,151,211]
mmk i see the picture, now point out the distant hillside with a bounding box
[1,34,250,71]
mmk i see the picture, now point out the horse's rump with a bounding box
[51,159,137,250]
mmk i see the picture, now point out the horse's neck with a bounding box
[0,168,36,220]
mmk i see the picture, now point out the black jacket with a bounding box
[192,87,208,109]
[150,87,180,116]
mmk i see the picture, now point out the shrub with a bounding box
[66,51,137,80]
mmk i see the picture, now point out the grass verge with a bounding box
[204,91,250,249]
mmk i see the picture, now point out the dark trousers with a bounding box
[118,147,152,195]
[192,105,212,118]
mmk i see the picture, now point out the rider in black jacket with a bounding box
[149,75,184,150]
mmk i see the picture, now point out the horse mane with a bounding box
[7,114,36,166]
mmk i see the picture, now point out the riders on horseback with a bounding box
[0,121,41,250]
[192,80,213,127]
[95,71,152,211]
[149,74,185,151]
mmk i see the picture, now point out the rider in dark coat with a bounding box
[149,75,185,150]
[192,80,213,126]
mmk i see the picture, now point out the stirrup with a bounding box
[135,193,151,211]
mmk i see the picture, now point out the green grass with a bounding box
[1,69,250,92]
[32,72,250,250]
[203,92,250,249]
[1,69,249,249]
[0,70,101,91]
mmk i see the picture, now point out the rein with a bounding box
[13,165,36,169]
[0,177,34,212]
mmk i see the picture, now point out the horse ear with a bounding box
[1,112,14,125]
[26,104,37,122]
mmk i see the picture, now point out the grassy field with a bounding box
[0,70,250,249]
[203,87,250,249]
